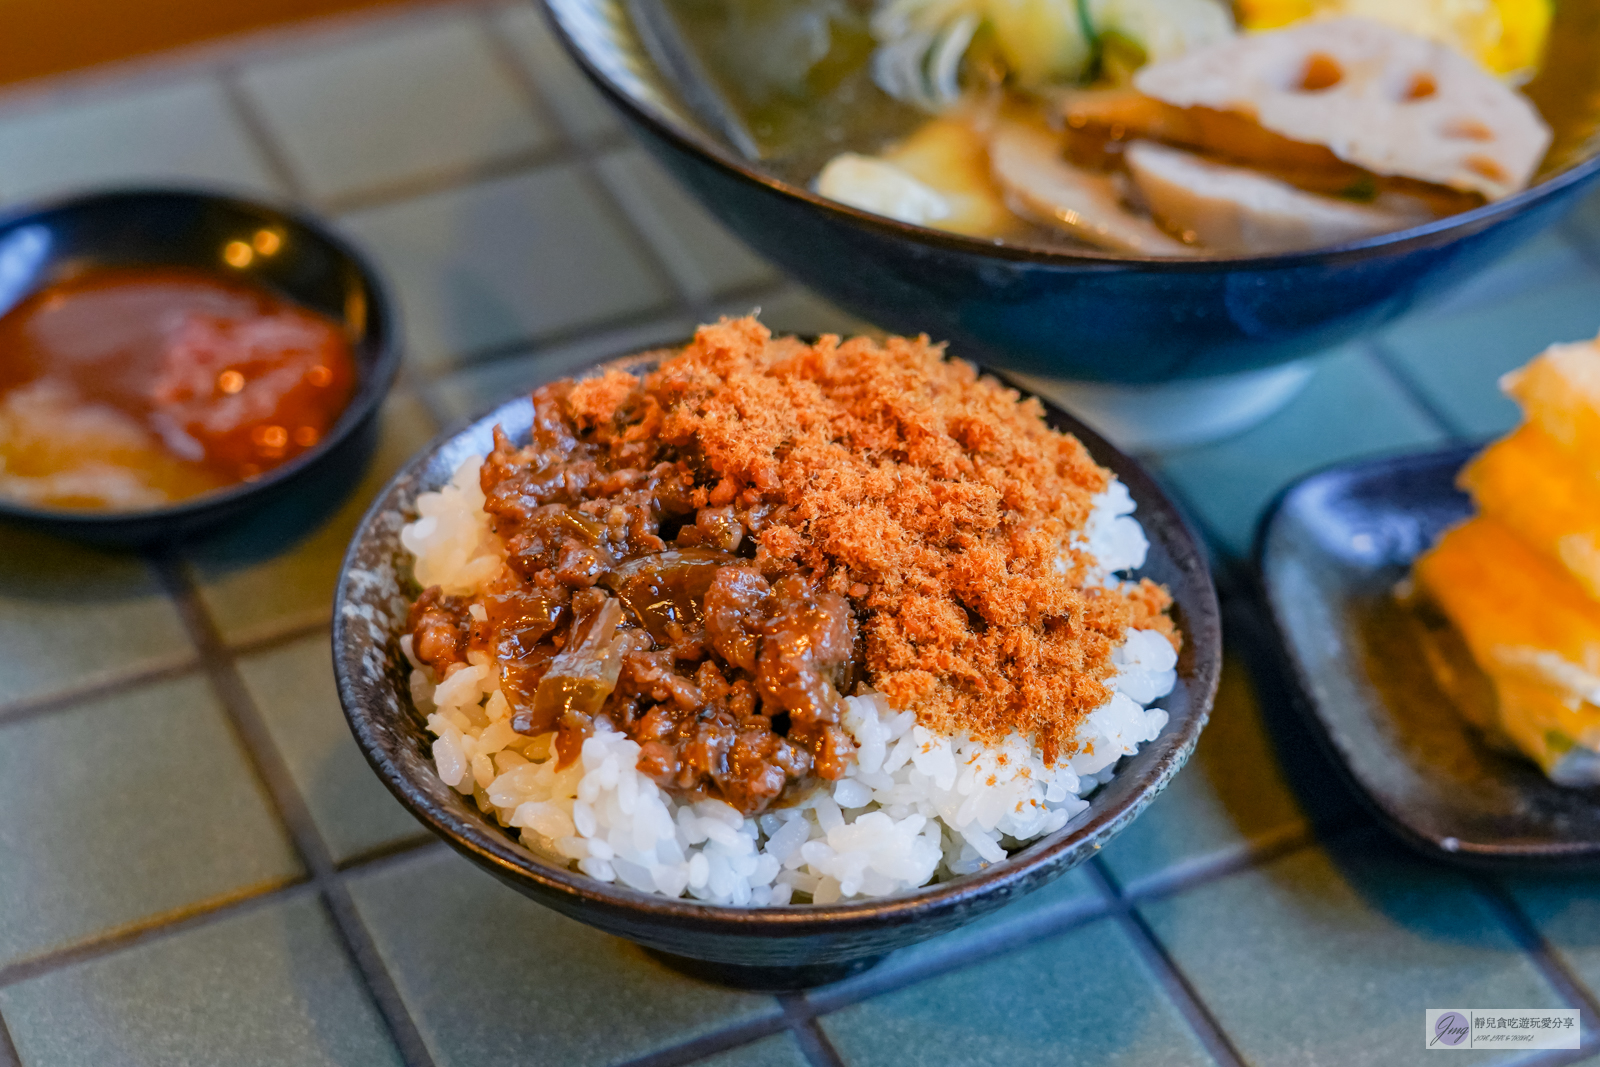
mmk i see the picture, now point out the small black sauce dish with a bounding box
[0,187,398,547]
[332,348,1221,990]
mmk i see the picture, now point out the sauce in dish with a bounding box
[0,265,357,511]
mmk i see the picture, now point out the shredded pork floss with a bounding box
[568,317,1177,765]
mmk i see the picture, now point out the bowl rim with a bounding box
[0,183,401,529]
[332,341,1223,933]
[537,0,1600,271]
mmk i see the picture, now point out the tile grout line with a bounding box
[404,275,792,409]
[472,2,598,163]
[223,617,339,660]
[216,69,314,205]
[1116,460,1246,590]
[608,1013,793,1067]
[1474,876,1600,1029]
[1363,340,1472,443]
[780,996,848,1067]
[0,839,447,993]
[321,880,440,1067]
[1113,822,1316,904]
[476,5,701,319]
[0,655,204,729]
[798,895,1116,1016]
[1114,819,1368,911]
[793,828,1326,1019]
[468,4,567,143]
[0,879,318,991]
[1516,1039,1600,1067]
[150,555,439,1067]
[0,616,362,721]
[335,834,447,873]
[1086,857,1251,1067]
[540,145,695,324]
[405,298,713,390]
[0,1007,19,1067]
[1560,217,1600,276]
[320,142,579,216]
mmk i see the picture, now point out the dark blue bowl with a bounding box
[540,0,1600,384]
[0,187,399,546]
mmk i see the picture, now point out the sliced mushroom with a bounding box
[988,118,1198,255]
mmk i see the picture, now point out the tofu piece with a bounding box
[879,117,1031,239]
[1125,139,1423,252]
[1460,424,1600,602]
[1500,333,1600,474]
[814,154,953,227]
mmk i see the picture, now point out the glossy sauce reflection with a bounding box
[0,265,357,510]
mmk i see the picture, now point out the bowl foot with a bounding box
[644,949,886,990]
[1010,362,1315,451]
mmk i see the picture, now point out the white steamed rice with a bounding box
[400,456,1177,906]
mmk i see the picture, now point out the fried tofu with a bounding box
[1414,517,1600,783]
[1500,333,1600,472]
[1417,517,1600,692]
[1413,331,1600,786]
[1460,423,1600,602]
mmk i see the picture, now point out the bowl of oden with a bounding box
[538,0,1600,445]
[333,318,1220,988]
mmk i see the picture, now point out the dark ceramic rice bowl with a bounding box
[332,349,1221,987]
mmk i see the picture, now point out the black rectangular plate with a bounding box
[1256,446,1600,869]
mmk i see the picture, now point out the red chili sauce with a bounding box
[0,265,357,510]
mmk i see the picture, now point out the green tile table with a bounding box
[1,3,1598,1065]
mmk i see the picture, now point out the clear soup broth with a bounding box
[665,0,1600,254]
